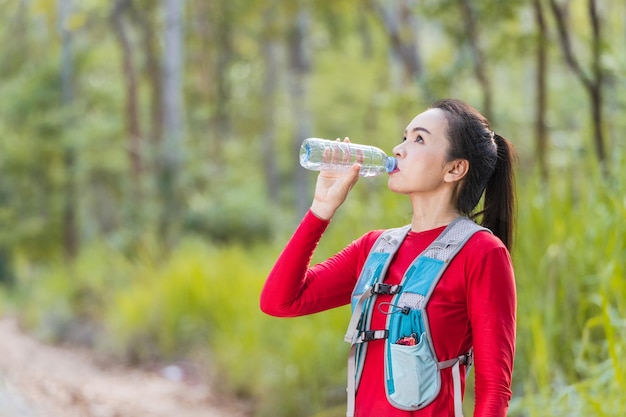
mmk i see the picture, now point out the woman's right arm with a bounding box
[261,144,363,317]
[260,209,373,317]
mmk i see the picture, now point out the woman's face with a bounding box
[387,108,457,195]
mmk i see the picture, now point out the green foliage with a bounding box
[104,238,219,362]
[11,241,133,343]
[102,238,349,417]
[183,172,275,245]
[509,154,626,416]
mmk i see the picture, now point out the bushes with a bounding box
[103,239,349,417]
[8,234,347,416]
[509,157,626,416]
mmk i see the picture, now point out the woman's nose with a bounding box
[392,143,404,157]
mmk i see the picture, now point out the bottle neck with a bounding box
[385,157,397,173]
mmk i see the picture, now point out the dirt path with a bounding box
[0,316,250,417]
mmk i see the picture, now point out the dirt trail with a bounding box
[0,316,250,417]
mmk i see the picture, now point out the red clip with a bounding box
[396,334,417,346]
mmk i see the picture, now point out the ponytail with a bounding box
[430,98,517,250]
[480,134,517,250]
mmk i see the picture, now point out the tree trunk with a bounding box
[369,0,429,98]
[261,2,280,202]
[588,0,605,165]
[549,0,606,167]
[213,1,234,148]
[4,0,29,73]
[287,7,313,218]
[188,0,214,157]
[128,2,162,174]
[533,0,549,181]
[110,0,142,192]
[159,0,186,247]
[58,0,78,259]
[458,0,493,120]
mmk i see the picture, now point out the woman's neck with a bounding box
[409,194,460,233]
[410,212,461,233]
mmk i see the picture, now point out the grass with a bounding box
[508,157,625,416]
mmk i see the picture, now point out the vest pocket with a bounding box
[388,332,438,408]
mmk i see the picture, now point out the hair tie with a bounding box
[489,130,497,149]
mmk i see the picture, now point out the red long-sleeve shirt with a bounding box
[260,210,516,417]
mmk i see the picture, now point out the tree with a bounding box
[533,0,549,180]
[261,0,281,202]
[129,1,163,169]
[549,0,607,167]
[208,0,236,150]
[110,0,143,194]
[458,0,493,120]
[288,5,314,217]
[159,0,186,246]
[58,0,79,259]
[369,0,430,98]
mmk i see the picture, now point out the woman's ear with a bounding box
[444,159,469,183]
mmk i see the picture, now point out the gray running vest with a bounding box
[344,217,489,417]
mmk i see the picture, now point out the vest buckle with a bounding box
[361,329,389,342]
[460,350,473,367]
[372,283,401,295]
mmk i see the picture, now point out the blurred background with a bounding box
[0,0,624,416]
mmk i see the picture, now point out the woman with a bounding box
[260,99,516,417]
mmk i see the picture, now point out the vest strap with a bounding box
[344,289,374,343]
[452,359,463,417]
[437,350,473,370]
[346,345,357,417]
[437,350,472,417]
[345,330,390,417]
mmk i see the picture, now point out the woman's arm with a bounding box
[261,145,364,317]
[260,210,373,317]
[467,238,517,417]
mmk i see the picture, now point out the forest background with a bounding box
[0,0,624,416]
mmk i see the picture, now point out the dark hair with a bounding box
[430,99,517,250]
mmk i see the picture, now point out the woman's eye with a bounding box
[415,135,424,143]
[402,136,407,142]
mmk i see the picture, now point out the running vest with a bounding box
[344,217,489,417]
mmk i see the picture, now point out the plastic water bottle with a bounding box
[299,138,397,177]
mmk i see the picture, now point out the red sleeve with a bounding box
[466,234,517,417]
[259,210,380,317]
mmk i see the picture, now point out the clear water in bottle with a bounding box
[299,138,397,177]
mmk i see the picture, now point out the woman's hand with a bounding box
[310,138,362,220]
